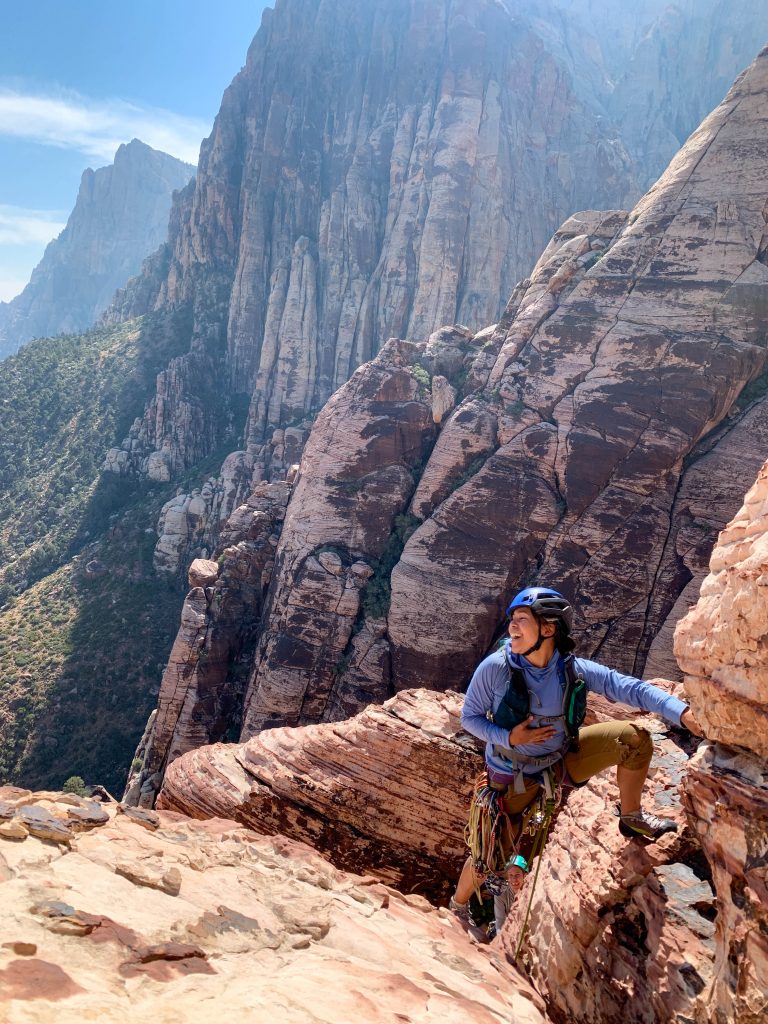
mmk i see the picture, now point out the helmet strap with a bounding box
[521,622,545,658]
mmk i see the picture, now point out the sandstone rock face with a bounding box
[600,0,768,191]
[546,1,768,192]
[670,460,768,1022]
[498,719,715,1024]
[387,46,768,689]
[131,46,768,805]
[241,339,437,734]
[124,480,293,807]
[644,403,768,680]
[0,140,193,359]
[681,744,768,1024]
[160,689,482,900]
[106,0,639,480]
[674,459,768,757]
[0,788,548,1024]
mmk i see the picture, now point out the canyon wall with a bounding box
[105,0,640,483]
[129,44,768,809]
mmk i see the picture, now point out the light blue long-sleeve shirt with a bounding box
[461,642,688,776]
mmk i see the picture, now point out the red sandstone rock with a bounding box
[671,458,768,1021]
[674,459,768,757]
[160,688,481,900]
[0,793,549,1023]
[388,46,768,689]
[681,744,768,1023]
[498,723,715,1023]
[240,340,436,736]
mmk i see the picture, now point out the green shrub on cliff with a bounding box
[62,775,87,796]
[362,513,420,619]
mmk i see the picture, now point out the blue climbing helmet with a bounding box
[505,587,574,634]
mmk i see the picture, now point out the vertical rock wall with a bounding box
[105,0,637,479]
[673,460,768,1022]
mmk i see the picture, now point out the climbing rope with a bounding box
[513,776,558,961]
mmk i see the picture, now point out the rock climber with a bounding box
[449,586,703,937]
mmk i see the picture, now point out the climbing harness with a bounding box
[464,766,562,931]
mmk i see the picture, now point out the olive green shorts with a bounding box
[497,719,653,817]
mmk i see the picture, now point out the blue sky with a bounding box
[0,1,271,301]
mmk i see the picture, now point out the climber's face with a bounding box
[507,607,555,655]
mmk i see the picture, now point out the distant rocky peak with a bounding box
[0,141,194,360]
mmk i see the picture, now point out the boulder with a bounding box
[159,689,482,901]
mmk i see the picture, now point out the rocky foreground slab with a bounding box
[0,787,548,1024]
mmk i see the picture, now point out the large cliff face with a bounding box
[106,0,640,481]
[386,44,768,691]
[602,0,768,191]
[128,44,768,804]
[0,141,193,360]
[99,0,768,595]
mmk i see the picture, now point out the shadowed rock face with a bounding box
[242,338,438,733]
[105,0,639,478]
[159,688,482,900]
[551,0,768,191]
[0,140,193,359]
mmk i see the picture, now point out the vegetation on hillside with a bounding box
[0,312,194,792]
[0,309,190,603]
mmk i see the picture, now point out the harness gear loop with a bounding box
[464,767,563,923]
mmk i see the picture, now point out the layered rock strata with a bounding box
[241,338,438,734]
[674,459,768,756]
[0,787,548,1024]
[498,719,715,1023]
[0,140,193,359]
[105,0,637,480]
[673,460,768,1022]
[159,689,481,899]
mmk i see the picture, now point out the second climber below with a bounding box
[450,586,702,935]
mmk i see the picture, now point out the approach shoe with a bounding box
[619,809,678,841]
[448,896,474,929]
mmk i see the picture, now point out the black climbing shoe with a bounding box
[619,810,678,841]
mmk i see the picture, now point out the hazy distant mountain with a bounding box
[0,140,194,359]
[546,0,768,187]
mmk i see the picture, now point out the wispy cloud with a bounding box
[0,88,207,165]
[0,205,67,247]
